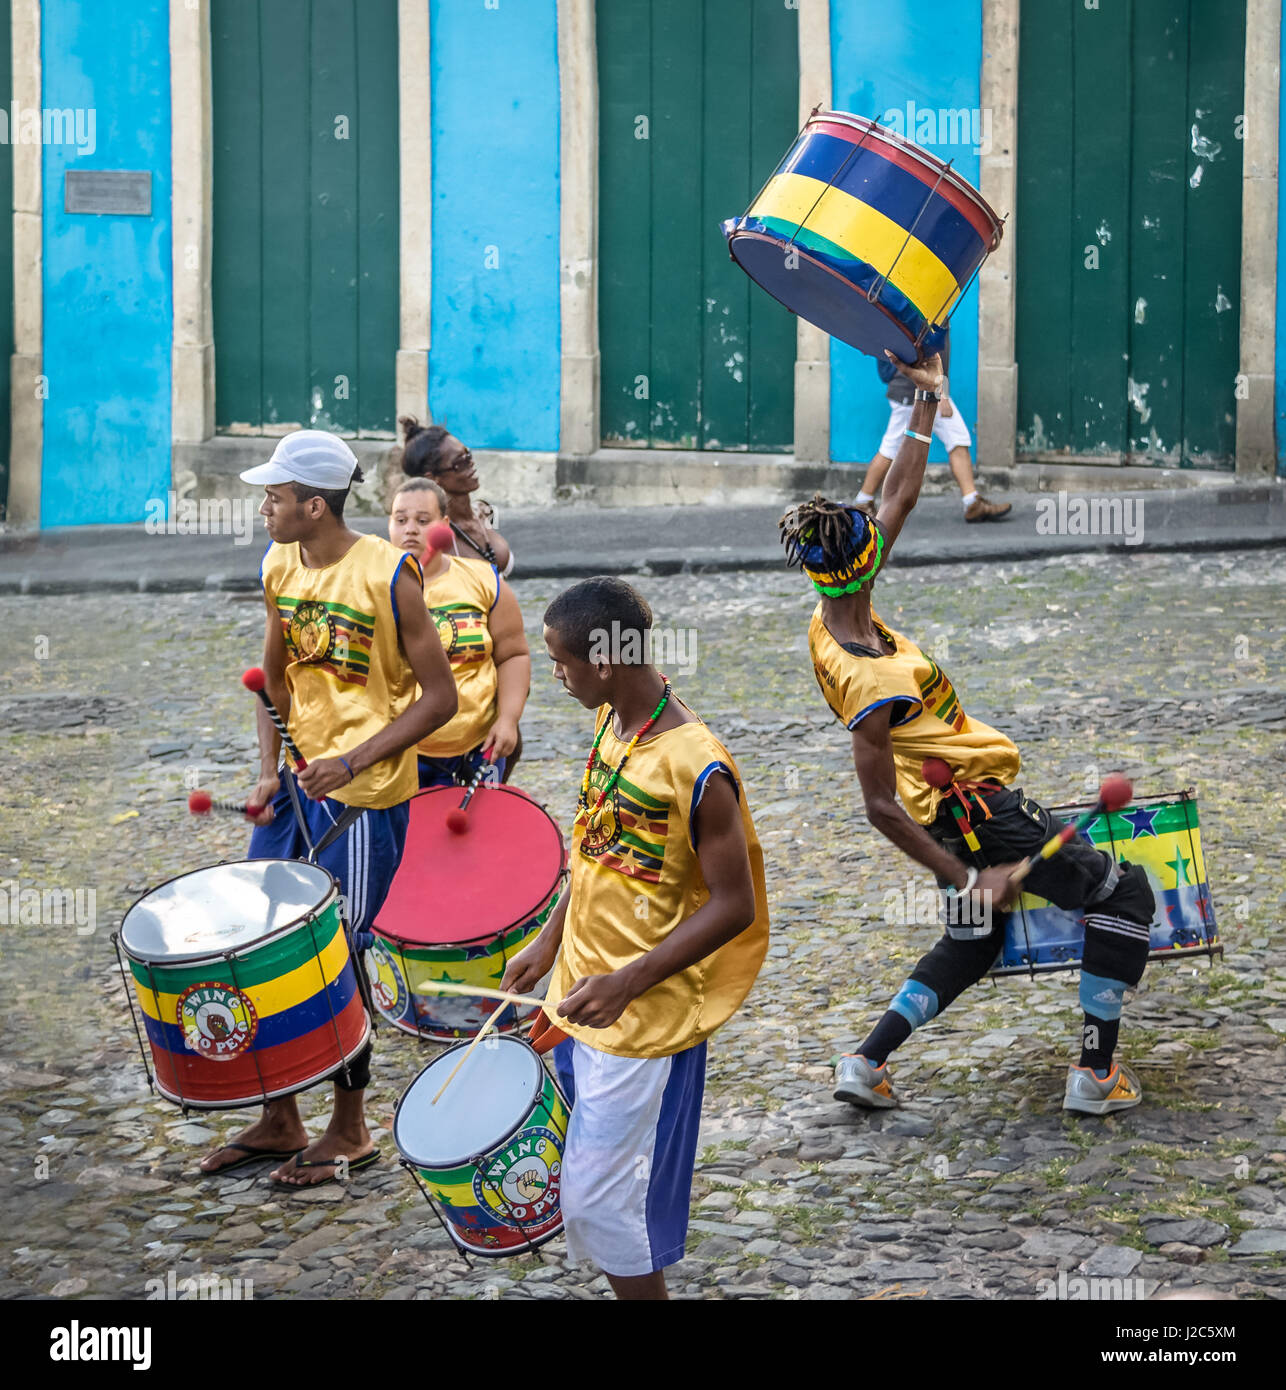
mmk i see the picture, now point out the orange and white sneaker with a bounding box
[1063,1062,1143,1115]
[834,1054,898,1109]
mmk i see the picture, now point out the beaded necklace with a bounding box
[577,676,672,822]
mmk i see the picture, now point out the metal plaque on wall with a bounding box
[65,170,152,216]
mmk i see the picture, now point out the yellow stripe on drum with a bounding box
[133,921,353,1025]
[750,171,962,322]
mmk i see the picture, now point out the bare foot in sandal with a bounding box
[200,1097,309,1175]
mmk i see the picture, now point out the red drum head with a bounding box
[375,786,566,946]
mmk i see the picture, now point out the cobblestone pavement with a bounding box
[2,549,1284,1301]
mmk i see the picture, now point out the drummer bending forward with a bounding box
[503,578,769,1301]
[200,431,456,1185]
[779,351,1156,1117]
[387,477,530,787]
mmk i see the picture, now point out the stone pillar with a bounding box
[793,0,831,464]
[558,0,599,458]
[977,0,1019,472]
[7,0,42,526]
[170,0,214,448]
[1236,0,1279,477]
[397,0,431,430]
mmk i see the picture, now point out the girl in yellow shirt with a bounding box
[388,478,530,787]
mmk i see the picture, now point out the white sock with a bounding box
[856,491,875,506]
[961,491,979,509]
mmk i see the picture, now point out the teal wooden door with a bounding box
[597,0,797,451]
[1015,0,1244,468]
[0,0,12,517]
[211,0,399,436]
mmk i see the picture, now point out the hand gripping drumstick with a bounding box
[188,790,263,820]
[1007,774,1133,888]
[242,667,307,769]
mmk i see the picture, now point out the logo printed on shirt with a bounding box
[431,602,488,667]
[276,596,375,687]
[577,758,668,884]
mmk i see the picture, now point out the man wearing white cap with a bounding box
[199,430,457,1187]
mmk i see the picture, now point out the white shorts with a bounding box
[878,399,972,458]
[551,1037,706,1278]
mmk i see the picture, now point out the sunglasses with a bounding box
[434,448,474,474]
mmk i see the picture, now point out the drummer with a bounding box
[198,431,457,1185]
[397,416,514,575]
[388,477,530,786]
[502,577,769,1300]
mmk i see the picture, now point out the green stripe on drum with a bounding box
[375,893,559,965]
[127,902,344,992]
[1089,801,1200,843]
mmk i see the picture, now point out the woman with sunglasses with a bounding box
[397,417,514,577]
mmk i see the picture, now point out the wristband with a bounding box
[914,387,942,402]
[339,757,355,783]
[943,865,979,898]
[904,429,933,445]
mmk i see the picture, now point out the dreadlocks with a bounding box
[779,494,885,597]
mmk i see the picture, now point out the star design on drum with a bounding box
[1167,848,1192,887]
[1120,806,1159,837]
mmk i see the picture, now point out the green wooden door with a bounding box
[1015,0,1244,468]
[211,0,399,436]
[597,0,797,451]
[0,0,12,518]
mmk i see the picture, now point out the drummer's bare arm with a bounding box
[482,579,531,762]
[501,883,569,995]
[555,771,756,1029]
[875,351,944,550]
[296,568,457,799]
[248,600,289,824]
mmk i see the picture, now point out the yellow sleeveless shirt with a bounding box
[545,700,770,1059]
[261,534,423,809]
[419,555,500,758]
[808,602,1020,824]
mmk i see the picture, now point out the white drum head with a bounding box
[119,860,336,962]
[395,1036,544,1167]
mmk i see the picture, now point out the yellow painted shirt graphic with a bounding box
[262,534,422,809]
[808,602,1020,824]
[418,555,500,758]
[546,700,770,1059]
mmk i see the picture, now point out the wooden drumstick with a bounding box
[409,979,547,1011]
[431,1000,511,1105]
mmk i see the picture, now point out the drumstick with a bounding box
[188,790,264,819]
[407,979,548,1011]
[1008,775,1133,887]
[431,1000,511,1105]
[242,667,308,769]
[445,762,488,835]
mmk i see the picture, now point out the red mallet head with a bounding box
[921,757,954,790]
[425,521,454,555]
[445,808,469,835]
[1099,775,1133,813]
[242,667,266,693]
[188,790,213,815]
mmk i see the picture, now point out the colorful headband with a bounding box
[793,510,885,596]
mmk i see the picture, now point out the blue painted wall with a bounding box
[41,0,172,527]
[1277,9,1285,476]
[428,0,560,451]
[829,0,984,467]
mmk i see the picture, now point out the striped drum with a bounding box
[722,110,1003,361]
[395,1035,569,1256]
[117,861,369,1108]
[369,786,567,1041]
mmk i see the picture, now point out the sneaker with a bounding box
[834,1054,898,1109]
[1063,1062,1143,1115]
[963,495,1012,522]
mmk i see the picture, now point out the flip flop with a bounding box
[198,1142,306,1177]
[271,1148,382,1190]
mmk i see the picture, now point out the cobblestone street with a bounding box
[3,549,1285,1301]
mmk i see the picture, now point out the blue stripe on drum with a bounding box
[141,960,361,1055]
[781,133,985,279]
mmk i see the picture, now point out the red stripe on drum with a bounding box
[150,990,369,1107]
[807,119,1000,248]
